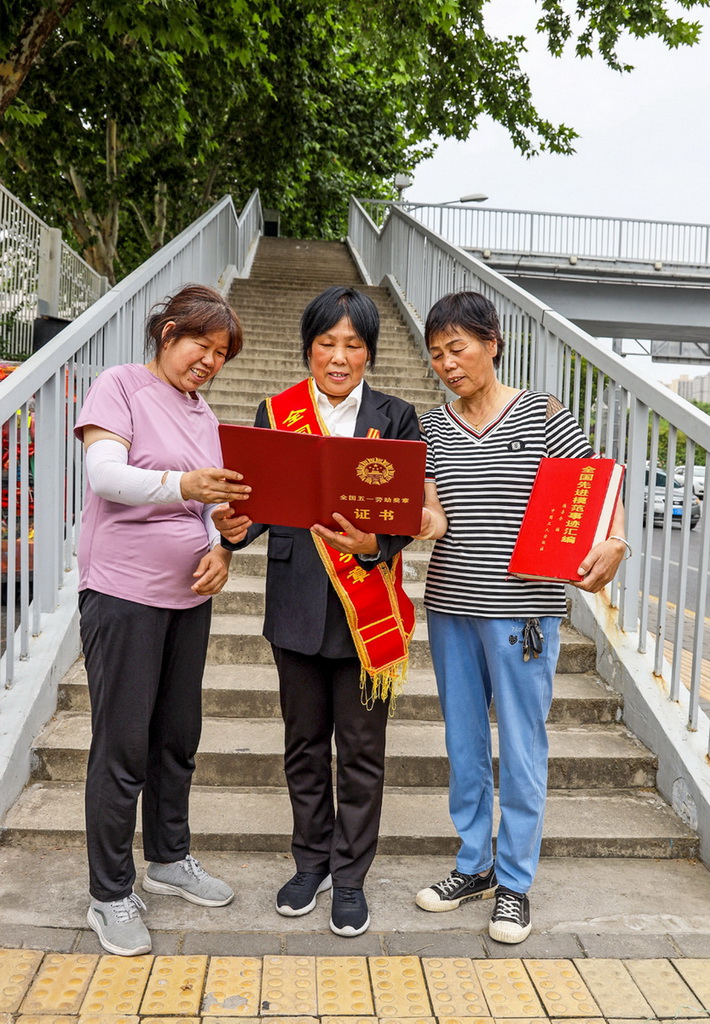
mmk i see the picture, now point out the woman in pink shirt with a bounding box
[75,284,251,956]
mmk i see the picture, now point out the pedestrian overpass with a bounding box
[379,201,710,357]
[1,191,709,875]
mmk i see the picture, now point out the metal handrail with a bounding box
[359,199,710,267]
[0,183,104,358]
[0,190,262,690]
[349,196,710,757]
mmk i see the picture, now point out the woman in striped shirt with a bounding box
[414,291,627,943]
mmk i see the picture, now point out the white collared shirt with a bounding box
[314,378,364,438]
[312,378,379,558]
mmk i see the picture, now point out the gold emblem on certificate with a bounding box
[356,457,395,486]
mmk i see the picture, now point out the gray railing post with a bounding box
[33,371,64,625]
[620,396,647,631]
[37,226,62,316]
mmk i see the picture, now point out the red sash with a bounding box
[266,378,415,705]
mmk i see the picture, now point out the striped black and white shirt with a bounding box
[421,390,594,618]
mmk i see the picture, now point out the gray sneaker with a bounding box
[87,892,151,956]
[142,853,234,906]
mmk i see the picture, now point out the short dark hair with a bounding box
[300,286,379,368]
[146,284,243,363]
[425,291,505,368]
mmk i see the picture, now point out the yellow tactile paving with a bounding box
[673,960,710,1012]
[81,956,153,1015]
[437,1018,494,1024]
[422,957,490,1017]
[140,957,208,1017]
[316,957,374,1017]
[322,1017,377,1024]
[207,1019,317,1024]
[369,957,431,1018]
[491,1019,548,1023]
[201,957,262,1017]
[373,1019,434,1024]
[80,1016,141,1024]
[0,948,44,1013]
[624,960,705,1019]
[15,1017,77,1024]
[20,954,99,1015]
[141,1018,200,1024]
[473,960,545,1019]
[525,961,600,1018]
[605,1019,660,1024]
[259,956,317,1017]
[573,958,653,1019]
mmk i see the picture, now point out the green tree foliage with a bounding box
[1,0,709,280]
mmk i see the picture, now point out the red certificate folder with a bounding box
[508,457,625,582]
[219,423,427,535]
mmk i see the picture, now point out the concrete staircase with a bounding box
[0,236,699,865]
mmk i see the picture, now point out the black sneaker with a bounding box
[329,887,370,936]
[416,866,498,912]
[488,885,531,943]
[276,871,332,917]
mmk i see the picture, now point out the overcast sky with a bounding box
[406,0,710,384]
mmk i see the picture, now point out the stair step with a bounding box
[211,575,427,616]
[33,710,653,790]
[59,660,621,725]
[203,616,595,674]
[2,781,697,859]
[221,550,413,582]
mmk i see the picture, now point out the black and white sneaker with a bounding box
[276,871,332,917]
[330,887,370,936]
[488,886,531,943]
[416,866,498,912]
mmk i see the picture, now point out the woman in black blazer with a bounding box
[214,286,423,937]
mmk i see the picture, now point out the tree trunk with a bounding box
[0,1,79,119]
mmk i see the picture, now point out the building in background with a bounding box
[672,373,710,404]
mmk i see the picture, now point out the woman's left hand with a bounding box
[311,512,379,556]
[191,546,232,595]
[570,536,627,593]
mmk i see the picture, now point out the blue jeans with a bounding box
[427,611,561,893]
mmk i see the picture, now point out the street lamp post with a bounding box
[434,194,488,234]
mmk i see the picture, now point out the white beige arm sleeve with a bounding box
[85,438,184,505]
[201,503,222,549]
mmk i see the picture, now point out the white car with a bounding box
[675,464,706,500]
[645,468,701,528]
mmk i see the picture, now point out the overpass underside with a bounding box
[466,250,710,352]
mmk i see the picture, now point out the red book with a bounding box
[508,457,625,582]
[219,423,427,535]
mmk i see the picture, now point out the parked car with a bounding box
[675,464,706,500]
[644,468,701,528]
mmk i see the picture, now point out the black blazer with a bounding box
[224,381,421,657]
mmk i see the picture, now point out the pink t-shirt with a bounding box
[75,363,223,609]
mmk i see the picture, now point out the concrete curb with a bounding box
[0,569,80,821]
[570,587,710,866]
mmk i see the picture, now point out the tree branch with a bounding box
[0,0,79,119]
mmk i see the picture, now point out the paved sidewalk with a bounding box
[1,850,710,961]
[1,948,709,1022]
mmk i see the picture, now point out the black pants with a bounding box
[273,645,390,888]
[79,589,211,902]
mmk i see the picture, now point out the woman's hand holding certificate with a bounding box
[310,511,379,555]
[212,505,252,545]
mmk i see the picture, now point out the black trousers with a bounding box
[79,589,212,902]
[272,645,390,888]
